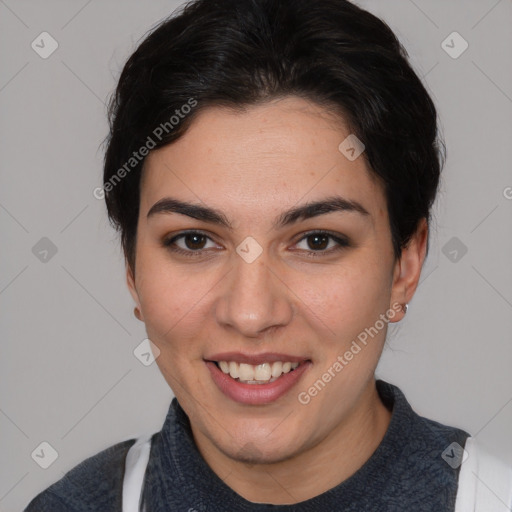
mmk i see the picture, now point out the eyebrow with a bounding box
[146,195,370,229]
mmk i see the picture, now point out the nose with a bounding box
[215,253,294,339]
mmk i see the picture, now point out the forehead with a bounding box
[139,97,386,222]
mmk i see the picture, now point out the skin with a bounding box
[127,96,428,504]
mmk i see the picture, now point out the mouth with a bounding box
[210,360,302,383]
[204,353,312,405]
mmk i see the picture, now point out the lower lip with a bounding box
[205,360,311,405]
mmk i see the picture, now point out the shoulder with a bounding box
[409,413,470,470]
[375,379,471,506]
[377,379,470,453]
[23,437,137,512]
[456,436,512,510]
[394,390,471,474]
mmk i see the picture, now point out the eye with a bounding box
[293,230,350,257]
[162,229,351,259]
[162,230,220,257]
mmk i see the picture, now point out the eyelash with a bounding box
[162,230,350,259]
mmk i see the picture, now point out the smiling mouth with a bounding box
[208,360,308,384]
[204,355,312,405]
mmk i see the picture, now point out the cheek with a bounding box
[136,254,213,348]
[296,262,391,338]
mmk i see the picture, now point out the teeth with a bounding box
[228,361,239,379]
[254,363,272,380]
[271,362,283,378]
[216,360,300,383]
[238,363,254,381]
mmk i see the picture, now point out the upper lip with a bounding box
[205,352,310,365]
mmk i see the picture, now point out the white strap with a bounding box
[455,436,512,511]
[122,434,153,512]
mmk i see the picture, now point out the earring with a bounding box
[134,307,142,320]
[402,303,408,314]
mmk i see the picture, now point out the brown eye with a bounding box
[293,231,350,257]
[182,233,208,250]
[163,231,220,257]
[305,233,329,250]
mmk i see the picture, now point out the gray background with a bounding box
[1,1,511,510]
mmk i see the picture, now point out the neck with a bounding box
[190,378,392,505]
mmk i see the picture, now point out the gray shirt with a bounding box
[24,379,470,511]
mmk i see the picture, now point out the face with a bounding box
[127,96,423,465]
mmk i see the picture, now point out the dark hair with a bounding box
[103,0,444,273]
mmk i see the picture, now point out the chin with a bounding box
[230,443,294,466]
[217,428,304,466]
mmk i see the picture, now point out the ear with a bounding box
[126,262,144,322]
[388,218,428,323]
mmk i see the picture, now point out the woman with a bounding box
[25,0,512,510]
